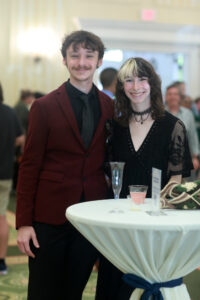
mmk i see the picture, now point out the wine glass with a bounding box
[110,162,125,199]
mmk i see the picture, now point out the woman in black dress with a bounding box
[96,57,193,300]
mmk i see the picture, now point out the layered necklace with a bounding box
[132,107,152,124]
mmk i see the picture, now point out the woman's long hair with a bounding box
[115,57,165,126]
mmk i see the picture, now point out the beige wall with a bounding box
[72,0,200,25]
[1,0,200,105]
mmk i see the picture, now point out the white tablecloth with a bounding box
[66,199,200,299]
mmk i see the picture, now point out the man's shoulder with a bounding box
[14,101,28,113]
[0,104,20,128]
[180,106,193,115]
[180,106,195,122]
[0,103,15,116]
[34,83,67,106]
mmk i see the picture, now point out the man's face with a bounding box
[165,87,181,108]
[63,44,102,86]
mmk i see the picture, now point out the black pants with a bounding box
[28,221,98,300]
[96,255,133,300]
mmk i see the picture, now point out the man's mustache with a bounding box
[73,66,91,71]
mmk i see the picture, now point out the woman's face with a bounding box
[123,75,151,108]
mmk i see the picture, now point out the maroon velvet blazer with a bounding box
[16,83,114,228]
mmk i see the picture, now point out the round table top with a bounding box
[66,198,200,231]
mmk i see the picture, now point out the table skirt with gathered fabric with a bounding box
[66,199,200,299]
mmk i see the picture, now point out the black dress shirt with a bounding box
[65,80,101,134]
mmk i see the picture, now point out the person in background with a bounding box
[96,57,193,299]
[16,30,113,300]
[14,90,35,134]
[33,91,45,99]
[173,80,199,121]
[100,67,118,100]
[173,80,197,115]
[180,95,193,110]
[173,80,186,98]
[165,83,199,172]
[193,97,200,142]
[13,90,35,191]
[0,83,24,275]
[192,97,200,178]
[191,96,200,117]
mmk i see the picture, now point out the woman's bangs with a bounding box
[136,62,150,78]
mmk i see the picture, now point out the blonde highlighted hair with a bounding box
[118,58,138,83]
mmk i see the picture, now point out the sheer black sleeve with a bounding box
[167,120,193,178]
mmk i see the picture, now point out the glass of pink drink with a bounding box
[129,185,148,205]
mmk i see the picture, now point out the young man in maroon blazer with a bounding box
[16,30,113,300]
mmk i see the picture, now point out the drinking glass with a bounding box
[129,185,148,205]
[110,162,125,199]
[147,195,167,216]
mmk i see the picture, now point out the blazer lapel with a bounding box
[55,83,84,147]
[89,89,110,148]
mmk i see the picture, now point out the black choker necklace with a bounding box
[131,107,151,124]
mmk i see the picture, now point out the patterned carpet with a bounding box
[0,261,97,300]
[1,196,200,300]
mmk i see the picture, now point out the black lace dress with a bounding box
[107,110,193,198]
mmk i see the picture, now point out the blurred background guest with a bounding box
[193,96,200,119]
[12,90,35,191]
[165,83,199,174]
[193,97,200,177]
[180,95,193,110]
[33,91,45,100]
[14,90,36,134]
[173,81,187,98]
[0,83,24,275]
[100,67,118,100]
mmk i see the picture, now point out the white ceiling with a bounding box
[77,18,200,49]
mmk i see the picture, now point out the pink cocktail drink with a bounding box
[130,192,146,204]
[129,185,148,205]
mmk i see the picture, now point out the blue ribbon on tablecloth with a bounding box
[122,273,183,300]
